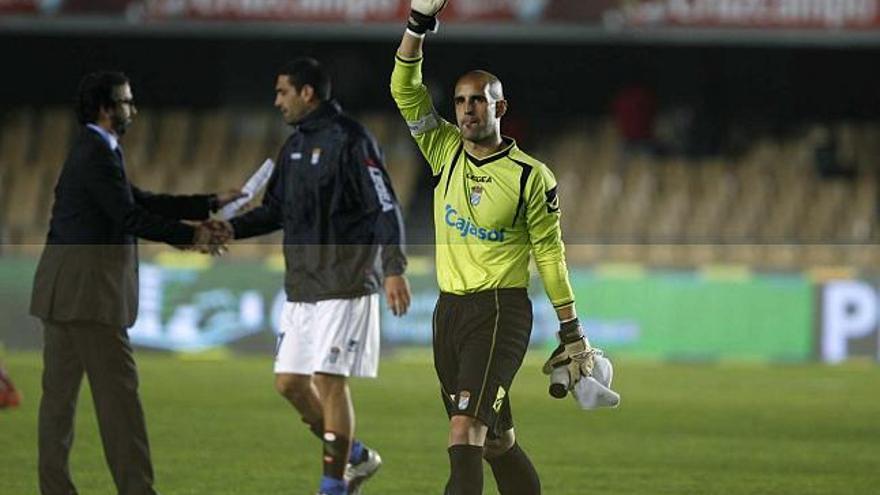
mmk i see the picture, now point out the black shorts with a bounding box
[432,288,533,438]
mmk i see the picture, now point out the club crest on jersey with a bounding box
[470,185,483,206]
[310,148,322,166]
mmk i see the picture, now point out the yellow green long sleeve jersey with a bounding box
[390,54,575,309]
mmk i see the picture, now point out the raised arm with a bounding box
[398,19,424,59]
[391,0,460,177]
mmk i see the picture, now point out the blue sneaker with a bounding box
[344,448,382,494]
[318,475,347,495]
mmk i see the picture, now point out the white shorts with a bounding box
[274,294,380,378]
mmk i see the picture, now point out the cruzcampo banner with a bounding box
[0,255,813,361]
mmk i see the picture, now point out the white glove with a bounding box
[407,0,449,35]
[411,0,448,16]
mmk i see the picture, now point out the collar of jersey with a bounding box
[296,99,342,132]
[464,136,516,167]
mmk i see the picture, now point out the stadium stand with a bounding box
[1,107,877,270]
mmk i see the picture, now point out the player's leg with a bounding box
[275,301,346,494]
[38,320,85,495]
[485,428,541,495]
[444,415,487,495]
[311,295,383,495]
[275,302,328,438]
[434,291,502,495]
[481,289,540,494]
[274,372,324,437]
[437,288,535,495]
[313,373,353,494]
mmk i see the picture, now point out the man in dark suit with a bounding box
[30,71,241,495]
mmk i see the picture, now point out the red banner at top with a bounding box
[139,0,880,29]
[3,0,880,30]
[142,0,547,23]
[0,0,38,14]
[604,0,880,30]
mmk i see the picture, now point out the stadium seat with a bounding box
[2,106,878,271]
[123,109,156,187]
[0,107,35,172]
[151,109,193,191]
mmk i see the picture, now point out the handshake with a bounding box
[542,319,621,410]
[185,189,243,256]
[190,219,234,256]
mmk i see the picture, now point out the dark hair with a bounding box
[75,71,129,125]
[278,57,331,101]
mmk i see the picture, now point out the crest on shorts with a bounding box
[470,185,483,206]
[457,390,471,410]
[493,386,507,413]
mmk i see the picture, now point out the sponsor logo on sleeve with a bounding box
[369,167,395,212]
[545,186,560,213]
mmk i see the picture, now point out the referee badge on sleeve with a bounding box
[457,390,471,410]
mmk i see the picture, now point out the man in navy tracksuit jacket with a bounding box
[222,58,409,495]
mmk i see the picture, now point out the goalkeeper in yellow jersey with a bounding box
[391,1,597,493]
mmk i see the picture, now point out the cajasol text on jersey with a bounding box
[444,204,506,242]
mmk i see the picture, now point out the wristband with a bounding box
[558,318,583,344]
[407,9,439,34]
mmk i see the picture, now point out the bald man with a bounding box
[389,2,593,494]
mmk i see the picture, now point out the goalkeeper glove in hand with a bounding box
[542,318,595,390]
[408,0,449,35]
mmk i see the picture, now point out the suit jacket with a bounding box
[30,127,213,328]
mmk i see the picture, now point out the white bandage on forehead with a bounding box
[407,111,440,136]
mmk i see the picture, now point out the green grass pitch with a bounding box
[2,350,879,494]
